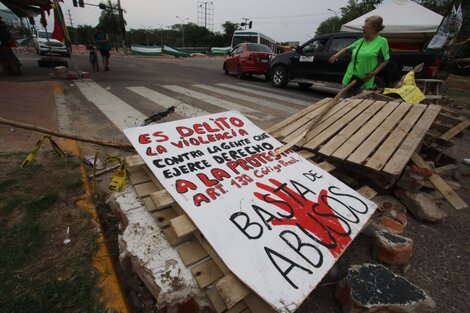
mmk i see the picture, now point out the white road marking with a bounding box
[75,79,147,131]
[193,84,297,114]
[127,86,209,118]
[162,85,274,121]
[218,83,313,107]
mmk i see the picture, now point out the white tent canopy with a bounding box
[341,0,443,36]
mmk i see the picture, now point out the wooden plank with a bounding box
[282,98,357,144]
[170,214,197,238]
[142,165,165,190]
[142,197,157,212]
[366,104,426,171]
[347,102,411,165]
[128,169,151,185]
[356,186,377,200]
[318,161,336,172]
[275,98,334,139]
[125,154,145,170]
[383,105,441,176]
[162,227,193,246]
[243,293,276,313]
[152,208,179,228]
[411,153,467,210]
[177,241,209,267]
[266,97,331,135]
[319,100,385,156]
[193,230,231,274]
[134,181,159,198]
[332,101,398,160]
[434,164,458,175]
[206,287,228,313]
[305,99,372,150]
[149,190,175,211]
[297,150,315,159]
[216,274,251,309]
[432,119,454,133]
[437,112,466,124]
[190,259,224,289]
[439,120,470,141]
[226,301,249,313]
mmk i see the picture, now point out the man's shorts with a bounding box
[99,49,110,58]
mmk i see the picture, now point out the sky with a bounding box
[2,0,347,44]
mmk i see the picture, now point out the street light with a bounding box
[176,16,189,48]
[327,8,338,17]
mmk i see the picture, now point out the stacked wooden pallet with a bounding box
[267,98,441,179]
[124,151,377,313]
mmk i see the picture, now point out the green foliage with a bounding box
[316,16,342,35]
[339,0,383,24]
[414,0,453,15]
[222,21,239,42]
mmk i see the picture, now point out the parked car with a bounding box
[223,43,274,80]
[269,32,447,89]
[33,31,69,57]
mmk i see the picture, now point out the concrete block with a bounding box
[373,231,413,265]
[336,263,435,313]
[394,189,447,223]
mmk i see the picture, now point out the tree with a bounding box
[414,0,453,15]
[221,21,239,43]
[339,0,383,23]
[97,0,126,47]
[316,16,342,35]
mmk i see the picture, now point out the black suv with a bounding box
[268,32,444,89]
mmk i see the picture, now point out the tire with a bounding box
[298,82,312,89]
[236,64,245,79]
[223,62,228,75]
[271,65,288,87]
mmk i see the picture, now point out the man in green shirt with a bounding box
[95,28,111,71]
[329,16,390,94]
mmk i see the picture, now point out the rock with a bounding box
[378,214,406,234]
[373,231,413,265]
[394,189,447,223]
[396,174,425,194]
[336,263,436,313]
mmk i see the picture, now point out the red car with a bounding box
[223,43,274,80]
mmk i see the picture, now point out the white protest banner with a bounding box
[124,111,377,312]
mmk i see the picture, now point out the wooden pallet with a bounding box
[124,153,377,313]
[267,98,441,178]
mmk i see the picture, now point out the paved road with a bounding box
[46,54,336,143]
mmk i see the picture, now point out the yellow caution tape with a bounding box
[109,160,127,192]
[21,137,46,168]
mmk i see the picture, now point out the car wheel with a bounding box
[298,82,312,89]
[271,65,288,87]
[223,62,228,75]
[236,64,245,79]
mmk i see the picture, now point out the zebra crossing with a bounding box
[75,79,320,132]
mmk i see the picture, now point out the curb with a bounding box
[60,138,130,313]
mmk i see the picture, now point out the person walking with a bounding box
[95,27,111,71]
[329,16,390,95]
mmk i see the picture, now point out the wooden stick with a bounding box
[0,117,134,150]
[274,80,357,155]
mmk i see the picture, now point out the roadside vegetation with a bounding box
[0,151,108,313]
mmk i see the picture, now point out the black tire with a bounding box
[223,62,228,75]
[298,82,312,89]
[271,65,288,87]
[236,64,245,79]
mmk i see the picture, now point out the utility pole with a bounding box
[241,17,249,30]
[176,16,188,48]
[67,10,74,28]
[117,0,126,48]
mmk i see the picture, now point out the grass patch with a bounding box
[0,152,110,313]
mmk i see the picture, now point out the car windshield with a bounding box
[38,31,51,39]
[246,43,272,53]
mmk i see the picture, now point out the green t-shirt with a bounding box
[95,32,111,50]
[342,35,390,90]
